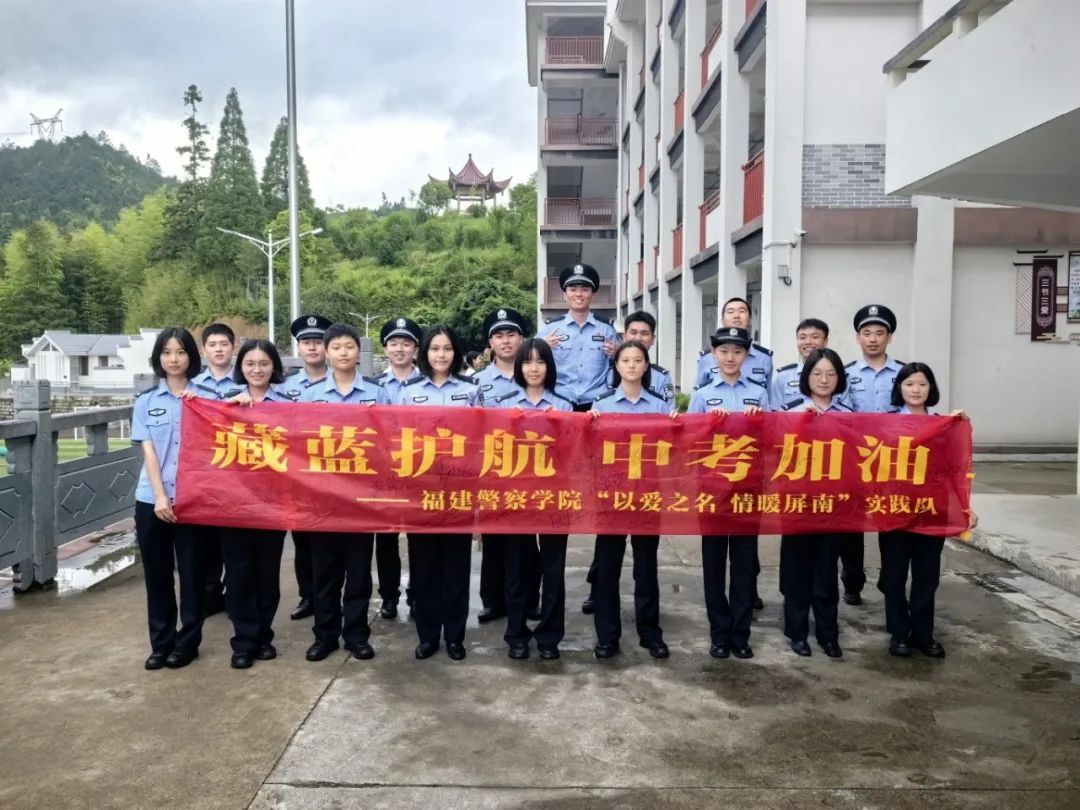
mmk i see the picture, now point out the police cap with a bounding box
[709,326,752,349]
[853,304,897,333]
[481,308,528,338]
[290,314,332,342]
[559,263,600,291]
[380,317,423,346]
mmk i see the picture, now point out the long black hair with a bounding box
[150,327,201,380]
[233,339,285,386]
[417,324,464,378]
[610,339,652,391]
[891,361,940,408]
[513,338,558,391]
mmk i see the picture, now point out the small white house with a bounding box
[15,329,161,391]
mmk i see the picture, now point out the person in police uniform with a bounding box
[695,297,773,388]
[769,318,830,411]
[687,326,769,659]
[840,304,905,606]
[373,316,424,620]
[475,308,541,625]
[281,314,332,622]
[535,263,618,411]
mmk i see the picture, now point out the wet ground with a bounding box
[1,533,1078,809]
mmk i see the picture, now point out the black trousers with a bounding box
[877,531,945,643]
[221,528,285,653]
[482,533,540,612]
[838,532,866,596]
[203,526,226,607]
[593,534,662,646]
[702,535,758,647]
[134,501,205,655]
[504,534,567,647]
[408,533,472,646]
[300,531,374,646]
[781,533,841,645]
[374,532,403,603]
[292,532,313,602]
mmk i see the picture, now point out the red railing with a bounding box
[546,276,615,305]
[545,117,617,147]
[746,0,761,18]
[543,198,618,228]
[742,150,765,224]
[701,20,723,87]
[637,260,645,291]
[674,89,685,134]
[672,224,684,269]
[545,36,604,65]
[638,162,645,190]
[699,189,721,251]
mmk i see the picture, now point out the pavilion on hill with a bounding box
[433,154,512,209]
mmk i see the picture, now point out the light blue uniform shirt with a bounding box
[687,375,771,414]
[132,379,218,505]
[242,384,297,403]
[474,363,518,406]
[889,405,934,416]
[770,362,804,410]
[282,367,327,400]
[593,385,671,415]
[377,366,423,403]
[300,374,390,405]
[192,366,236,398]
[695,343,773,387]
[536,312,618,405]
[395,375,481,407]
[606,364,674,402]
[780,394,853,414]
[844,356,905,413]
[493,388,573,412]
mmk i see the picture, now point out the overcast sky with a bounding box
[0,0,538,208]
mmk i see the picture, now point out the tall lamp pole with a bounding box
[216,226,322,343]
[285,0,302,338]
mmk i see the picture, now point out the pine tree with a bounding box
[260,117,318,221]
[0,221,76,358]
[196,88,266,281]
[160,84,211,260]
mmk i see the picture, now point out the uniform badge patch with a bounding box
[752,367,765,374]
[591,334,605,342]
[287,389,301,398]
[148,408,166,417]
[411,396,428,403]
[743,399,760,406]
[451,393,468,401]
[707,398,723,406]
[481,384,493,391]
[787,380,799,387]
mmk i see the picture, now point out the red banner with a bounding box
[174,399,973,537]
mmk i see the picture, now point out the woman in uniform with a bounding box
[878,361,975,658]
[590,340,674,660]
[218,340,294,669]
[132,327,207,670]
[395,325,480,661]
[779,347,852,658]
[493,338,573,661]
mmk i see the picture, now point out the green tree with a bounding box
[260,117,319,224]
[443,276,536,348]
[417,179,453,215]
[160,85,211,260]
[108,189,168,291]
[63,222,123,333]
[0,220,76,358]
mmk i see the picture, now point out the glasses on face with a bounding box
[810,371,838,380]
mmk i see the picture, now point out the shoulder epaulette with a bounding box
[692,383,706,391]
[844,360,857,368]
[782,398,806,411]
[551,392,573,406]
[453,373,478,384]
[833,401,854,411]
[651,363,668,374]
[495,391,520,404]
[363,375,383,386]
[136,385,157,398]
[193,382,219,398]
[222,387,244,399]
[698,348,709,357]
[403,376,426,387]
[594,390,616,402]
[595,315,613,326]
[777,362,797,372]
[745,377,767,388]
[645,387,664,400]
[892,359,905,367]
[753,343,773,356]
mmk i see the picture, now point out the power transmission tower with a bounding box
[29,109,63,141]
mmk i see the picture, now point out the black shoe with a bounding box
[290,598,313,621]
[508,643,530,660]
[791,640,812,657]
[145,651,169,670]
[640,639,670,659]
[346,641,375,660]
[527,605,543,621]
[911,637,946,658]
[594,642,620,659]
[165,650,198,669]
[305,640,339,661]
[709,643,730,659]
[231,652,254,669]
[379,601,398,620]
[732,645,754,660]
[889,639,913,657]
[752,596,764,611]
[255,644,277,661]
[477,606,505,624]
[581,597,595,615]
[447,642,467,661]
[821,641,843,658]
[842,592,862,606]
[538,645,560,660]
[415,642,439,659]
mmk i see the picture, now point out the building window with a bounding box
[97,356,109,368]
[78,357,90,376]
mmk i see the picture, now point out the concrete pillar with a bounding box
[759,0,807,352]
[642,0,662,312]
[535,51,549,326]
[627,24,645,320]
[654,0,680,373]
[910,195,956,408]
[12,380,56,591]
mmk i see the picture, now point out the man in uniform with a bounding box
[769,318,830,410]
[695,297,773,388]
[282,314,332,621]
[607,311,673,400]
[536,263,618,411]
[475,308,541,623]
[841,304,904,605]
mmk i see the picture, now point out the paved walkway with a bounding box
[1,534,1078,809]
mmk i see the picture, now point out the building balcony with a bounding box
[544,276,615,306]
[543,198,618,228]
[701,20,724,88]
[699,189,721,251]
[742,150,764,225]
[672,224,683,270]
[674,89,685,135]
[544,117,618,148]
[544,36,604,67]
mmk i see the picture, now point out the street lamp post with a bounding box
[216,226,322,344]
[285,0,302,331]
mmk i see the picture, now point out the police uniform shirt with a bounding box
[235,384,297,403]
[474,363,520,406]
[300,374,390,405]
[605,364,674,402]
[192,367,237,398]
[695,343,774,387]
[687,376,771,414]
[378,367,423,402]
[592,385,671,415]
[282,367,327,401]
[769,362,804,410]
[494,389,573,412]
[396,374,481,407]
[780,395,853,414]
[888,405,933,416]
[535,312,618,405]
[844,357,905,413]
[132,380,203,505]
